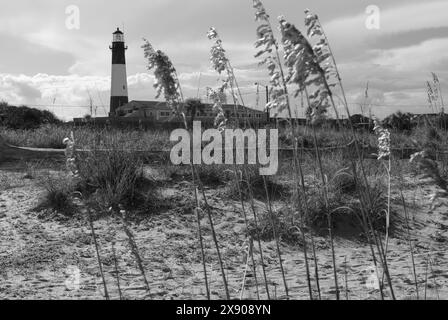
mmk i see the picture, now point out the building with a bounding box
[115,100,269,126]
[109,28,129,116]
[73,29,270,129]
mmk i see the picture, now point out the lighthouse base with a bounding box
[110,96,129,117]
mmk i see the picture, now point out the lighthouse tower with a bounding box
[109,28,129,116]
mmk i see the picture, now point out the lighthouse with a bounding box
[109,28,129,116]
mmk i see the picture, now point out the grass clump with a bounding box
[0,124,68,149]
[76,145,158,212]
[36,174,75,214]
[248,208,302,245]
[298,174,392,237]
[225,165,288,201]
[162,164,232,187]
[196,165,230,186]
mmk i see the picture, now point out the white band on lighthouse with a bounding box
[111,64,128,97]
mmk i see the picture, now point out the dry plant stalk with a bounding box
[400,192,419,299]
[228,170,260,299]
[87,208,110,300]
[208,26,276,299]
[112,242,123,300]
[278,15,340,299]
[373,119,392,272]
[300,10,397,299]
[239,238,253,299]
[344,256,349,300]
[64,136,110,299]
[253,0,313,299]
[245,171,272,299]
[248,238,260,300]
[194,205,211,300]
[143,40,229,299]
[119,205,151,295]
[428,257,440,300]
[310,233,321,299]
[262,175,289,297]
[194,173,231,299]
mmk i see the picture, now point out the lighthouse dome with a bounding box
[113,28,124,42]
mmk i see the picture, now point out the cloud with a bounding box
[14,82,42,102]
[0,0,446,120]
[367,27,448,50]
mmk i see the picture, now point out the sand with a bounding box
[0,158,447,300]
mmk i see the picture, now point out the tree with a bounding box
[184,98,205,127]
[382,111,414,131]
[350,114,374,131]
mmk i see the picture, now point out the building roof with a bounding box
[113,28,123,34]
[118,100,171,111]
[116,100,266,114]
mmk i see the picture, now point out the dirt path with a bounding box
[0,166,447,300]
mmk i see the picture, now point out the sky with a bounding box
[0,0,447,120]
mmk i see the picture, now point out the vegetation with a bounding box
[36,173,75,214]
[184,98,205,127]
[0,102,61,130]
[383,111,414,131]
[0,124,171,150]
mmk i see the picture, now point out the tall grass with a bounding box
[142,38,230,299]
[208,23,290,298]
[0,124,171,151]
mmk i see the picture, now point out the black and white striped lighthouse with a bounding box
[109,28,129,116]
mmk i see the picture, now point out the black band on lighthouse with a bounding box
[111,42,126,65]
[110,96,129,115]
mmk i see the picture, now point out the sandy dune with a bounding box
[1,159,447,300]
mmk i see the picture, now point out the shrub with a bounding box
[383,111,414,131]
[0,103,61,130]
[36,174,75,214]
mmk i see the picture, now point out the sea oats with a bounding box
[373,118,391,160]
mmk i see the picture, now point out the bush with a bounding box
[0,103,61,130]
[383,111,414,131]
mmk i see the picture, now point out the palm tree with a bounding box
[184,98,205,128]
